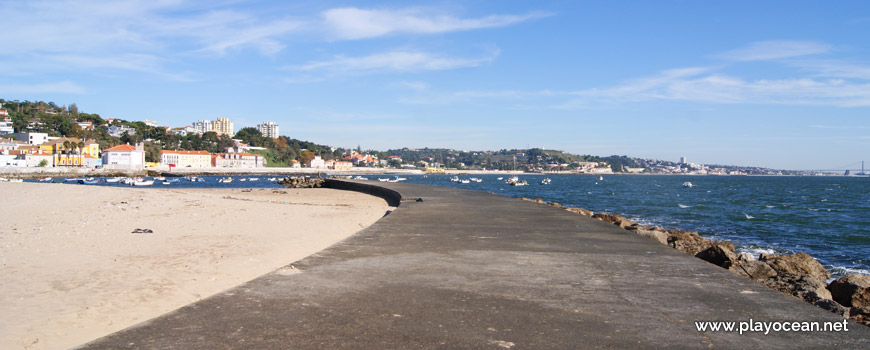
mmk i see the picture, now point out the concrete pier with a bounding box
[78,180,870,349]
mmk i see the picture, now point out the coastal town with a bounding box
[0,100,863,176]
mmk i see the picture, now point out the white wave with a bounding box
[678,204,691,208]
[743,213,754,219]
[808,208,820,212]
[736,246,778,259]
[765,205,775,208]
[829,266,870,279]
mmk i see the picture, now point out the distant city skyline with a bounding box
[1,1,868,170]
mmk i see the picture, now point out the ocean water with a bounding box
[44,173,869,278]
[394,174,870,279]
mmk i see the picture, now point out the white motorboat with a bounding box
[132,180,154,186]
[682,182,694,188]
[541,178,551,185]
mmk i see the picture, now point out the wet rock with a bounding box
[278,177,325,188]
[592,213,636,229]
[566,208,594,217]
[730,260,777,282]
[696,244,739,268]
[549,202,566,209]
[828,274,870,309]
[813,299,850,317]
[760,252,831,281]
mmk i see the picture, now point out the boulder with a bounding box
[566,208,594,217]
[850,306,870,327]
[549,202,566,209]
[828,274,870,309]
[813,299,850,318]
[760,252,831,281]
[667,231,733,256]
[592,213,636,229]
[696,244,739,268]
[763,274,833,303]
[730,260,777,282]
[634,229,669,245]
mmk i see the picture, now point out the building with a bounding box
[309,155,326,168]
[257,121,279,138]
[680,156,687,164]
[0,117,13,135]
[212,150,265,168]
[211,117,234,136]
[331,160,353,170]
[105,125,136,138]
[160,150,212,168]
[39,137,101,167]
[142,120,158,127]
[192,120,212,134]
[102,143,146,170]
[14,132,48,145]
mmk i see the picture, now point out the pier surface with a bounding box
[79,180,869,349]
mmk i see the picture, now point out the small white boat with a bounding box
[599,175,604,181]
[511,180,528,186]
[470,177,482,183]
[39,177,52,182]
[541,178,551,185]
[162,181,171,185]
[683,182,694,188]
[459,179,470,184]
[8,178,23,183]
[449,176,460,182]
[268,177,277,182]
[248,178,259,181]
[105,177,123,183]
[219,177,233,183]
[155,177,166,181]
[505,176,519,184]
[239,178,247,182]
[132,180,154,186]
[378,178,390,182]
[497,177,504,180]
[352,176,368,180]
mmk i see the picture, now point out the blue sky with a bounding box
[1,0,869,170]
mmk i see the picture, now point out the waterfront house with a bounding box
[102,143,145,170]
[38,137,101,167]
[211,150,265,168]
[309,156,326,168]
[160,150,212,168]
[0,117,13,135]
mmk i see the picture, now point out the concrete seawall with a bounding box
[78,180,870,349]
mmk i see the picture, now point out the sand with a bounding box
[0,182,392,350]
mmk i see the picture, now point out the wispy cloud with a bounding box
[0,81,86,94]
[393,81,430,90]
[322,7,551,40]
[715,40,831,61]
[291,49,500,73]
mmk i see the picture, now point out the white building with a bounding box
[192,120,212,134]
[160,150,212,168]
[212,150,265,168]
[142,120,158,127]
[212,117,234,136]
[680,156,687,164]
[257,121,279,138]
[14,132,48,145]
[309,155,326,168]
[102,143,146,170]
[0,117,13,135]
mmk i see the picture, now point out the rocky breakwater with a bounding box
[276,176,326,188]
[521,197,870,327]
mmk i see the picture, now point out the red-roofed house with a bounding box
[102,143,145,169]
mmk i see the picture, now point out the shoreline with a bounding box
[2,166,864,179]
[0,182,392,350]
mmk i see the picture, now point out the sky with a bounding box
[1,0,869,170]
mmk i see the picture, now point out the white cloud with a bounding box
[715,40,831,61]
[0,81,86,94]
[322,7,551,40]
[292,49,500,73]
[393,81,429,90]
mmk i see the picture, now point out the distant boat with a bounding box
[219,177,233,183]
[132,179,154,186]
[239,178,247,182]
[497,177,504,180]
[105,177,123,183]
[378,178,390,182]
[470,177,483,183]
[682,182,694,188]
[505,176,519,184]
[449,176,460,182]
[598,175,604,181]
[80,178,99,185]
[248,178,259,181]
[459,179,470,184]
[38,177,52,182]
[511,180,529,186]
[541,178,551,185]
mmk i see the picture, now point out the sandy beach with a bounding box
[0,182,391,350]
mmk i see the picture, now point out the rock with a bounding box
[850,306,870,327]
[566,207,593,217]
[279,177,325,189]
[730,260,777,282]
[667,231,733,256]
[534,197,546,204]
[761,252,831,281]
[592,213,636,229]
[828,274,870,309]
[696,244,739,268]
[549,202,566,209]
[635,229,668,245]
[763,274,832,303]
[813,299,850,317]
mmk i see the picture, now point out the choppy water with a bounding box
[45,173,869,278]
[395,174,870,278]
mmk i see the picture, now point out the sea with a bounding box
[41,173,869,278]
